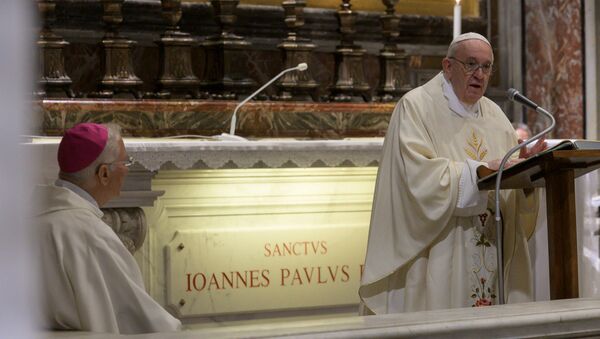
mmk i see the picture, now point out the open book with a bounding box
[477,139,600,190]
[543,139,600,151]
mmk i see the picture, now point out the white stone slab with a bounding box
[165,224,368,317]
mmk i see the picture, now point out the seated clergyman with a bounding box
[36,123,181,334]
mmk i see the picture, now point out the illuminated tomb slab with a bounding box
[131,139,381,320]
[28,138,382,321]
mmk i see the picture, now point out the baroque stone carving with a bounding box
[101,207,147,254]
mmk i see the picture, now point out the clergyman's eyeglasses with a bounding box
[110,156,134,168]
[97,156,134,173]
[449,56,494,75]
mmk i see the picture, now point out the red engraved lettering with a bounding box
[273,244,282,256]
[261,269,270,287]
[283,242,293,256]
[341,265,350,282]
[208,273,221,290]
[235,271,248,288]
[222,272,234,289]
[280,268,290,286]
[317,266,327,284]
[264,243,272,257]
[328,265,339,282]
[193,273,206,291]
[292,269,303,285]
[303,266,314,283]
[320,241,328,255]
[250,270,261,288]
[186,273,192,292]
[310,241,319,254]
[293,242,303,256]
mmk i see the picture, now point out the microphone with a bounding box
[492,88,555,305]
[217,63,309,141]
[507,88,539,111]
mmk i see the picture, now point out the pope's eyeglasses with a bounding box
[449,56,494,75]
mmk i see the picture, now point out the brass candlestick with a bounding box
[376,0,411,101]
[91,0,143,98]
[199,0,256,99]
[36,0,74,98]
[329,0,370,102]
[156,0,202,98]
[275,0,318,101]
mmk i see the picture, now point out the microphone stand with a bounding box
[494,102,555,305]
[217,63,307,141]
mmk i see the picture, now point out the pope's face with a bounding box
[443,40,494,105]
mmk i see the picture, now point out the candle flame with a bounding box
[456,0,461,4]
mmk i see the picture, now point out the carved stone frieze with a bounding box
[101,207,147,254]
[99,167,164,253]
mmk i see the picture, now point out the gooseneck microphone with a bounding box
[494,88,555,305]
[221,63,308,140]
[507,88,540,111]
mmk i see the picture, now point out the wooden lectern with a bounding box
[478,143,600,300]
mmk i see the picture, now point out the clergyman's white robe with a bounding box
[359,73,538,314]
[36,183,181,334]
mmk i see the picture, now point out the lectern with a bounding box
[478,143,600,300]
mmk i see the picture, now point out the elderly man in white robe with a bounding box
[359,33,545,314]
[36,123,181,334]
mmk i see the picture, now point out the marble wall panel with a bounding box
[37,100,394,138]
[524,0,584,139]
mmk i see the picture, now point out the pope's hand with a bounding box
[518,137,547,159]
[485,158,524,171]
[477,158,524,178]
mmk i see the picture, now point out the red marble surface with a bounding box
[524,0,584,139]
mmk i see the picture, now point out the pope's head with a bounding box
[442,32,494,105]
[58,123,130,207]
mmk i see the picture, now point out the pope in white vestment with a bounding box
[359,33,540,314]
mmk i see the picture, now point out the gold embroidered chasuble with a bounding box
[359,73,538,313]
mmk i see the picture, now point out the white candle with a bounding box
[453,0,461,38]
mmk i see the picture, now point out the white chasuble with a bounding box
[359,73,538,314]
[36,184,182,334]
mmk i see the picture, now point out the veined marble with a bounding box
[524,0,584,139]
[37,100,394,139]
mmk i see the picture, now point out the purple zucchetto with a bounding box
[57,123,108,173]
